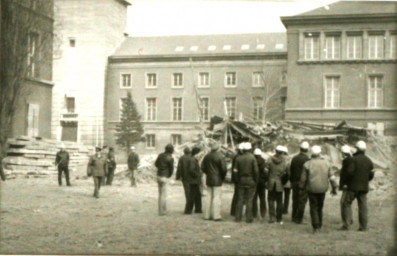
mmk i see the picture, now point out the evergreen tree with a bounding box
[114,92,144,150]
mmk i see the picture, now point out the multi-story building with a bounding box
[281,1,397,135]
[106,33,287,153]
[52,0,130,144]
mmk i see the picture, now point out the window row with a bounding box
[303,30,397,61]
[119,71,273,89]
[145,134,182,149]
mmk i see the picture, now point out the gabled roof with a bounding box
[111,33,287,58]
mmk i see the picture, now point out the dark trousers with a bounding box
[93,176,104,198]
[341,190,368,230]
[291,183,308,223]
[308,193,326,230]
[58,166,70,186]
[268,190,283,222]
[185,184,202,214]
[235,186,256,222]
[283,187,291,214]
[230,184,239,216]
[253,183,267,218]
[106,167,115,185]
[129,169,136,186]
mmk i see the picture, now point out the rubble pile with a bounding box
[2,136,93,176]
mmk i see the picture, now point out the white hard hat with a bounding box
[341,145,351,154]
[60,143,65,149]
[300,141,310,150]
[281,146,289,154]
[275,145,284,152]
[311,145,322,155]
[254,148,262,155]
[238,143,244,150]
[130,146,135,150]
[356,140,366,151]
[244,142,252,150]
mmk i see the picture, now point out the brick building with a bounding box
[106,33,287,153]
[52,0,130,144]
[281,1,397,135]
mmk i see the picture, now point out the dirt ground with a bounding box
[0,171,395,255]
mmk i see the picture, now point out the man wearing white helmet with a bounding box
[55,143,71,186]
[300,145,337,234]
[341,140,374,231]
[289,141,310,224]
[127,146,139,187]
[338,145,353,230]
[252,148,267,221]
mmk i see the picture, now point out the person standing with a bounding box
[289,141,310,224]
[0,157,6,181]
[300,145,337,233]
[235,143,258,223]
[176,147,193,213]
[266,145,289,224]
[105,147,117,185]
[252,148,267,220]
[185,147,203,214]
[339,144,353,230]
[55,144,71,186]
[341,141,374,231]
[88,147,108,198]
[127,146,140,187]
[231,143,243,216]
[201,142,227,221]
[155,144,175,216]
[282,146,291,214]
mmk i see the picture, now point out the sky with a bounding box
[126,0,339,36]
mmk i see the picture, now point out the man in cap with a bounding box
[234,142,258,223]
[341,140,374,231]
[127,145,140,187]
[155,144,175,216]
[88,146,108,198]
[105,147,117,185]
[201,141,227,221]
[338,144,353,230]
[176,147,193,213]
[252,147,267,220]
[289,141,310,223]
[266,145,289,224]
[300,145,337,233]
[55,143,71,186]
[230,143,244,216]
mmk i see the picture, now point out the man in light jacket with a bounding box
[88,147,108,198]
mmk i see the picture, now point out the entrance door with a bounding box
[61,122,78,141]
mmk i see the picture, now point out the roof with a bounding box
[111,33,287,58]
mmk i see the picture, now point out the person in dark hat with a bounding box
[105,147,117,185]
[155,144,175,216]
[88,146,108,198]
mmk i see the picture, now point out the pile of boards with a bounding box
[3,136,93,175]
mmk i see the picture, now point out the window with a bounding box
[27,32,39,78]
[120,73,132,88]
[146,134,155,148]
[146,98,157,121]
[275,43,284,49]
[225,72,237,87]
[347,34,362,59]
[190,46,198,51]
[368,76,383,108]
[390,33,397,59]
[172,73,183,87]
[252,72,264,87]
[171,134,182,146]
[66,97,75,113]
[257,44,265,50]
[241,44,250,50]
[223,45,231,50]
[69,38,76,47]
[304,33,319,60]
[225,97,236,119]
[27,103,39,137]
[368,34,384,59]
[172,98,183,121]
[200,97,209,121]
[252,97,263,122]
[325,34,340,60]
[208,45,216,51]
[175,46,184,52]
[146,73,157,88]
[198,72,210,87]
[324,76,340,108]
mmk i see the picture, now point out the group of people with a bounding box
[156,139,374,234]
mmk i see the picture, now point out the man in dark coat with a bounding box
[176,147,193,213]
[300,145,337,233]
[0,157,6,181]
[339,145,353,230]
[289,141,310,223]
[252,148,267,220]
[155,144,174,216]
[55,144,71,186]
[341,140,374,231]
[235,143,258,223]
[230,143,243,216]
[88,147,108,198]
[201,142,227,221]
[127,146,139,187]
[105,147,117,185]
[185,147,203,214]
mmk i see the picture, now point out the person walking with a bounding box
[155,144,175,216]
[201,142,227,221]
[105,147,117,185]
[185,147,203,214]
[289,141,310,224]
[176,147,193,213]
[300,145,337,234]
[55,144,71,186]
[234,142,258,223]
[127,146,139,187]
[231,143,243,216]
[88,147,108,198]
[341,141,374,231]
[266,145,289,224]
[339,144,353,230]
[252,148,267,220]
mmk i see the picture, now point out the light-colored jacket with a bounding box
[88,154,108,177]
[300,156,333,193]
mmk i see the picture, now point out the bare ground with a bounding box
[0,173,394,255]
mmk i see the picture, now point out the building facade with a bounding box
[106,34,287,153]
[52,0,130,145]
[281,1,397,135]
